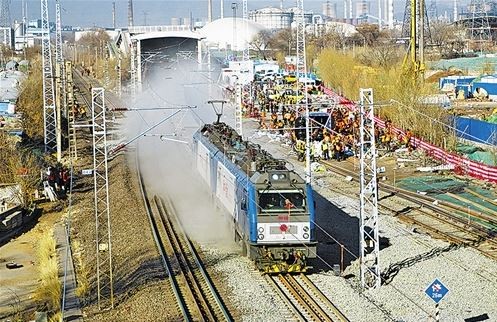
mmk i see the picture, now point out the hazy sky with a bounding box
[9,0,469,28]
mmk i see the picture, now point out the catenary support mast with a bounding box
[92,88,114,310]
[55,0,65,161]
[359,88,380,289]
[41,0,57,152]
[295,0,310,184]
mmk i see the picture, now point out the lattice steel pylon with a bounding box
[92,88,114,310]
[359,88,380,290]
[0,0,11,27]
[469,0,491,44]
[295,0,311,184]
[41,0,57,152]
[242,0,249,61]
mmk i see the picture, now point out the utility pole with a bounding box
[359,88,380,289]
[41,0,57,153]
[92,87,114,310]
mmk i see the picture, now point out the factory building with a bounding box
[249,7,313,30]
[249,7,293,29]
[322,1,337,18]
[355,0,370,18]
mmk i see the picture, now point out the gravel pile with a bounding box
[244,119,497,321]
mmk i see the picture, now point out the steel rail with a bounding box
[267,274,349,322]
[135,146,189,320]
[155,196,233,322]
[321,159,497,261]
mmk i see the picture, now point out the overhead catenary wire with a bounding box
[141,55,435,319]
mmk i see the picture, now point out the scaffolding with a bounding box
[359,88,380,289]
[92,88,114,310]
[469,0,491,45]
[41,0,57,152]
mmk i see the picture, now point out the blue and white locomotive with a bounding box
[193,122,317,273]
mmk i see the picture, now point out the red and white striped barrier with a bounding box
[321,86,497,183]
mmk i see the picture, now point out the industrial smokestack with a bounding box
[221,0,224,18]
[343,0,347,18]
[453,0,457,21]
[378,0,382,29]
[208,0,212,22]
[388,0,393,28]
[112,1,116,29]
[128,0,134,27]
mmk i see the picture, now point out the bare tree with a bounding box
[359,43,404,70]
[356,23,382,46]
[430,21,466,58]
[268,28,294,57]
[250,30,273,60]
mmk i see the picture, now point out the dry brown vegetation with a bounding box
[0,132,42,207]
[16,57,44,141]
[34,229,61,315]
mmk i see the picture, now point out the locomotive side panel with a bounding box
[196,141,211,187]
[215,162,237,221]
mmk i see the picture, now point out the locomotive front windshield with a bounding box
[258,191,306,213]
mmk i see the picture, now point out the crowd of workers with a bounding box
[241,79,415,164]
[46,166,71,195]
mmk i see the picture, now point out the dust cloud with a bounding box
[124,57,238,252]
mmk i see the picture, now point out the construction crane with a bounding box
[401,0,431,79]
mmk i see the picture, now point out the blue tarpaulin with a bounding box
[454,117,497,145]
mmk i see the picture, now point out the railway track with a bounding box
[321,159,497,261]
[137,152,232,321]
[266,273,349,322]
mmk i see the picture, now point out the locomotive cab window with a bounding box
[258,190,305,213]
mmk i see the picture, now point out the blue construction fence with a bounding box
[454,116,497,145]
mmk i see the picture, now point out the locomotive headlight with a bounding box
[258,234,264,240]
[258,227,264,233]
[303,233,309,239]
[303,226,309,232]
[271,174,279,181]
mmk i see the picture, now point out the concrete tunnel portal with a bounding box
[132,30,203,85]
